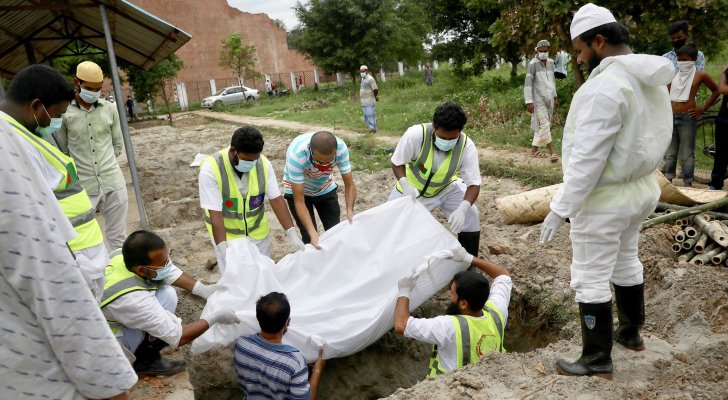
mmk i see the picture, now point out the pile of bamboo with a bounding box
[669,213,728,267]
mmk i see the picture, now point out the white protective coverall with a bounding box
[550,54,674,304]
[524,58,557,146]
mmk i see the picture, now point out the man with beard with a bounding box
[393,248,511,375]
[540,3,674,379]
[662,21,705,72]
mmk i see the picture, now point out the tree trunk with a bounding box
[510,61,518,78]
[160,79,173,124]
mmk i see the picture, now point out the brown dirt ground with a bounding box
[127,114,728,399]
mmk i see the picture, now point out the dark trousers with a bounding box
[284,190,340,243]
[710,115,728,189]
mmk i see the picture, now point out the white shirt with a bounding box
[0,119,137,399]
[403,275,512,373]
[199,157,281,211]
[391,124,482,193]
[101,286,184,347]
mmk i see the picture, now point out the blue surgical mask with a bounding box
[150,259,175,281]
[79,87,101,104]
[234,159,256,173]
[34,103,63,138]
[434,136,458,152]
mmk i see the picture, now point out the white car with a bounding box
[202,85,260,108]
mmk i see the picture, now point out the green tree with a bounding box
[292,0,426,80]
[218,32,261,88]
[123,54,184,122]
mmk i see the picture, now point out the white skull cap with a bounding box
[360,65,368,71]
[570,3,617,40]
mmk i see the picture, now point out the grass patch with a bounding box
[480,158,562,188]
[523,289,578,328]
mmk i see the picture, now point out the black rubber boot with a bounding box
[613,283,646,351]
[555,301,614,380]
[457,231,480,272]
[133,334,186,376]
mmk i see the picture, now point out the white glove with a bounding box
[192,281,222,300]
[447,200,471,234]
[215,241,228,273]
[450,246,474,265]
[397,275,416,298]
[399,177,419,201]
[205,308,241,326]
[540,211,566,244]
[287,227,306,251]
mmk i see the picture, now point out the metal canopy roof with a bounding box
[0,0,192,76]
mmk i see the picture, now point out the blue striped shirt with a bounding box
[283,132,351,196]
[234,334,311,400]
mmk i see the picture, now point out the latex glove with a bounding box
[447,200,471,234]
[450,246,474,265]
[398,177,419,201]
[192,281,222,300]
[205,308,240,326]
[215,241,228,273]
[540,211,566,244]
[286,227,306,251]
[397,275,416,298]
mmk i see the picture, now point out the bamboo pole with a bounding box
[712,250,728,265]
[644,198,728,230]
[678,249,696,263]
[672,242,683,252]
[692,244,722,266]
[694,215,728,247]
[655,202,728,220]
[682,236,698,250]
[695,233,709,253]
[685,226,699,238]
[675,231,687,242]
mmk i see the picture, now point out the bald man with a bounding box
[283,131,357,249]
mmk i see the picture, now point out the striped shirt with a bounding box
[234,334,311,400]
[283,132,351,197]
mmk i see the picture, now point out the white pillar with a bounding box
[209,79,216,95]
[379,69,386,82]
[418,62,422,72]
[336,72,344,87]
[433,60,439,70]
[290,72,297,92]
[398,62,404,76]
[313,69,320,85]
[176,83,189,111]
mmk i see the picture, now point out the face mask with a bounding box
[234,159,256,173]
[537,52,548,61]
[78,87,101,104]
[434,136,458,152]
[672,39,686,50]
[360,72,367,79]
[678,60,696,73]
[150,258,175,281]
[33,103,63,138]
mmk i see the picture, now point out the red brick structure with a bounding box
[129,0,316,83]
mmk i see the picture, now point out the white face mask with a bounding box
[360,72,367,79]
[677,60,696,73]
[537,52,549,61]
[79,87,101,104]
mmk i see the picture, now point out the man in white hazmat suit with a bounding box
[539,3,674,379]
[524,39,559,161]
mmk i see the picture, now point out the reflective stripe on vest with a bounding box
[396,123,467,198]
[428,301,506,376]
[202,149,269,240]
[101,250,159,330]
[3,113,104,251]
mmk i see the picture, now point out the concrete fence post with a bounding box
[336,72,344,87]
[398,62,404,76]
[380,69,386,82]
[176,82,189,111]
[290,72,297,92]
[418,62,422,72]
[313,69,320,86]
[209,79,216,95]
[433,60,439,70]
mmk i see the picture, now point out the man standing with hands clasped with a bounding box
[540,3,674,379]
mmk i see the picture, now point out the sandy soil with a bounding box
[126,114,728,399]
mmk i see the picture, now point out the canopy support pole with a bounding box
[100,4,149,229]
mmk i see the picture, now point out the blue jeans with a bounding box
[663,113,697,183]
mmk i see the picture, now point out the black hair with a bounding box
[122,230,166,270]
[256,292,291,333]
[432,101,467,131]
[7,64,75,106]
[668,20,689,36]
[310,131,337,154]
[451,271,490,311]
[677,43,698,59]
[231,125,264,154]
[578,22,630,46]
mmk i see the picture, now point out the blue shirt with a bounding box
[663,49,705,71]
[283,132,352,197]
[234,334,311,400]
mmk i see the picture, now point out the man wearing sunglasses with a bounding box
[101,230,240,376]
[283,131,356,249]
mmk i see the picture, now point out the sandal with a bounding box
[550,154,559,163]
[531,151,546,158]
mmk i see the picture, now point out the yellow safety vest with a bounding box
[428,301,506,376]
[100,248,160,333]
[202,149,270,241]
[3,114,104,251]
[396,123,467,198]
